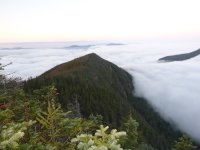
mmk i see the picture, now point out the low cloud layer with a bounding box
[1,41,200,142]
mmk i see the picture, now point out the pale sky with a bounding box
[0,0,200,42]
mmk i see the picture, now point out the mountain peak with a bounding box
[25,53,180,150]
[83,52,99,58]
[41,53,110,78]
[75,53,102,63]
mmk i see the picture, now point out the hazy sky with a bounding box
[0,0,200,42]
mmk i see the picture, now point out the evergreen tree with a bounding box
[173,135,196,150]
[120,115,139,149]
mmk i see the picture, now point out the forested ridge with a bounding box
[0,54,197,150]
[24,53,182,149]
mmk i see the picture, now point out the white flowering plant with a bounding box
[0,120,36,149]
[71,125,126,150]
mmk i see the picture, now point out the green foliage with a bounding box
[172,135,196,150]
[71,125,126,150]
[24,54,181,150]
[120,115,158,150]
[0,81,196,150]
[37,100,63,143]
[0,120,35,149]
[36,86,61,144]
[0,84,102,149]
[0,109,15,126]
[0,95,6,103]
[120,115,139,149]
[136,143,156,150]
[36,86,101,149]
[0,60,193,150]
[9,89,43,122]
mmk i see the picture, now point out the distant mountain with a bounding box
[64,44,94,50]
[0,47,33,50]
[159,48,200,62]
[24,53,180,150]
[106,43,124,46]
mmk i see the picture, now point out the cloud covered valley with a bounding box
[1,41,200,142]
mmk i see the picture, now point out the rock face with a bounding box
[159,48,200,62]
[24,53,180,150]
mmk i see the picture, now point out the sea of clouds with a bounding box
[1,40,200,142]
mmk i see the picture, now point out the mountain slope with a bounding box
[159,48,200,62]
[24,53,180,150]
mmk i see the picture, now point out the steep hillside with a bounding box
[24,53,180,150]
[159,48,200,62]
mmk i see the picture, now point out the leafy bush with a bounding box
[0,120,35,149]
[71,125,126,150]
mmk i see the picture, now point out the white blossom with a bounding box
[72,125,126,150]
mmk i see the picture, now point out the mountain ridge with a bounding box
[24,53,180,150]
[159,48,200,62]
